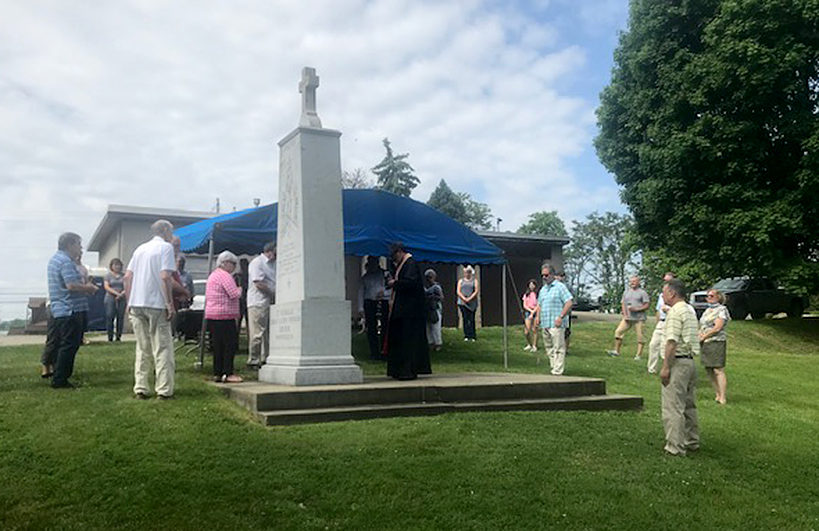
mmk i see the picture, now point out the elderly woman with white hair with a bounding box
[205,251,243,383]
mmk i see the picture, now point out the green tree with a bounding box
[517,211,568,237]
[595,0,819,295]
[458,192,493,230]
[571,212,640,310]
[427,179,467,222]
[563,220,595,299]
[371,138,419,197]
[426,180,493,229]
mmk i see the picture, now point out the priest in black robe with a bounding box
[386,242,432,380]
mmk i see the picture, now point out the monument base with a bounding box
[258,298,363,386]
[258,364,364,386]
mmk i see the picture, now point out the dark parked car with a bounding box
[572,296,601,312]
[690,278,806,320]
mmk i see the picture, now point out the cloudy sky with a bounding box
[0,0,628,320]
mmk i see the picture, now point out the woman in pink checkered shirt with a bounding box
[205,251,243,383]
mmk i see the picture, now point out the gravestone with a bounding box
[258,67,363,386]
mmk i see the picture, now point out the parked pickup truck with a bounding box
[690,278,807,320]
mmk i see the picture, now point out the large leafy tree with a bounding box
[427,179,467,222]
[426,179,493,230]
[517,211,568,237]
[569,212,640,310]
[458,192,493,230]
[372,138,420,197]
[595,0,819,294]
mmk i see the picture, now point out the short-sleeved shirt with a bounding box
[178,270,194,299]
[126,236,176,310]
[425,283,443,311]
[47,250,82,318]
[360,270,385,301]
[663,301,700,357]
[537,280,573,329]
[70,262,90,314]
[655,294,667,321]
[622,287,650,321]
[247,254,276,308]
[104,272,125,302]
[205,267,242,320]
[523,292,538,313]
[699,304,731,343]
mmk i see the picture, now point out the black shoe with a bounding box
[52,381,75,389]
[134,392,150,400]
[157,394,175,400]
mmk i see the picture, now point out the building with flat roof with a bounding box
[87,204,216,279]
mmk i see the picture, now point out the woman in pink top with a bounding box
[205,251,243,383]
[522,279,539,352]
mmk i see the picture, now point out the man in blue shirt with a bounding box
[45,232,98,388]
[537,263,574,376]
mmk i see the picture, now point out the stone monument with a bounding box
[258,67,363,386]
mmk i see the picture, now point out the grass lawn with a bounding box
[1,318,817,530]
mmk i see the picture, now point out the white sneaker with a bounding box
[634,355,642,361]
[464,338,469,342]
[531,346,537,352]
[523,345,532,352]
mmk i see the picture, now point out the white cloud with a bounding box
[0,0,625,318]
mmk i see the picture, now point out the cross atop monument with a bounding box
[298,66,322,128]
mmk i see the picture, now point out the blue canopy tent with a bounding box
[176,189,512,367]
[176,189,505,264]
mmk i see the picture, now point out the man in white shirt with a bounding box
[246,242,276,368]
[124,219,177,400]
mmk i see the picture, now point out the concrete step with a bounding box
[254,394,643,426]
[225,373,608,413]
[218,372,642,425]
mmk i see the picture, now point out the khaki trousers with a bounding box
[247,305,270,365]
[541,327,567,375]
[130,307,175,397]
[661,357,699,455]
[614,318,645,344]
[648,321,665,373]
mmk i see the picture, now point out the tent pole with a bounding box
[197,235,215,369]
[502,261,508,369]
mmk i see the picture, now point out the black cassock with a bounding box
[386,256,432,380]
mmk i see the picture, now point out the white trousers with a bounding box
[541,327,567,375]
[426,310,442,346]
[247,305,270,365]
[130,307,175,397]
[648,321,665,373]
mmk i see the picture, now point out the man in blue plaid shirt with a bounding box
[537,263,573,376]
[45,232,98,388]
